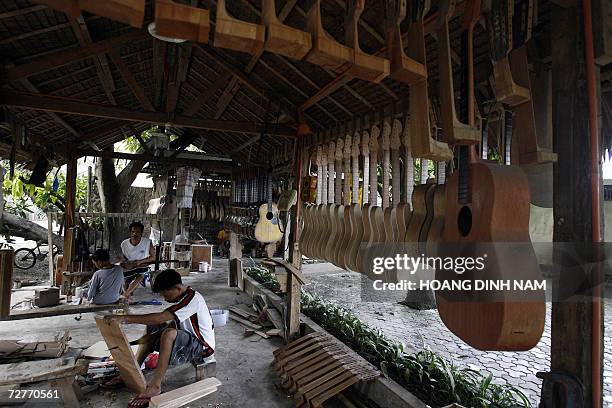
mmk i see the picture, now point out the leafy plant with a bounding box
[247,270,531,408]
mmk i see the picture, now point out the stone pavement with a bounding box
[301,262,612,407]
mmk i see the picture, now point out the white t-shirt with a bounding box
[121,237,152,262]
[166,287,215,352]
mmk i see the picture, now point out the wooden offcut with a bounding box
[214,0,264,55]
[0,357,88,385]
[0,330,70,359]
[0,249,13,318]
[94,316,146,393]
[149,377,221,408]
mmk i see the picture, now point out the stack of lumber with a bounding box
[273,333,379,407]
[228,299,284,339]
[0,330,70,360]
[149,377,221,408]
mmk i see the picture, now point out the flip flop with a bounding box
[127,395,151,408]
[100,375,124,390]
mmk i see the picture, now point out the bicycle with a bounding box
[13,241,61,270]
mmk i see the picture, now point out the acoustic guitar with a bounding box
[363,119,384,281]
[436,0,545,351]
[254,170,283,244]
[313,141,331,260]
[396,115,414,242]
[356,126,370,274]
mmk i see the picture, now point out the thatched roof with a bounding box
[0,0,610,171]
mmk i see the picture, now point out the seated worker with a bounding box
[119,221,155,300]
[87,249,124,305]
[103,269,215,407]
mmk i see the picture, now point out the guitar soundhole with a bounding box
[266,212,274,220]
[458,206,472,237]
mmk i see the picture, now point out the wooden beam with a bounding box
[198,46,297,122]
[107,50,154,111]
[78,150,234,171]
[62,154,77,272]
[18,79,82,139]
[550,3,603,407]
[182,72,230,116]
[0,22,72,45]
[70,16,116,105]
[0,91,296,136]
[165,43,192,115]
[5,30,148,81]
[0,5,47,19]
[212,0,298,121]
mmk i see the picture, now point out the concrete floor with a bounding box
[1,259,293,408]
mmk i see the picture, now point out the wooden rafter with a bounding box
[5,30,148,81]
[0,5,47,19]
[165,43,192,115]
[70,16,117,105]
[0,22,72,45]
[0,91,297,136]
[212,0,298,121]
[107,50,154,111]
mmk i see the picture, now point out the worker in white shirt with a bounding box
[118,221,155,300]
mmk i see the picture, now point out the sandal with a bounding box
[100,375,125,390]
[127,395,151,408]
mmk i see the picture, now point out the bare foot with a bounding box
[140,385,161,398]
[127,386,161,408]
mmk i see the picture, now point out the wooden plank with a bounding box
[229,314,262,330]
[94,316,146,393]
[0,91,296,136]
[5,30,148,81]
[0,357,88,385]
[0,302,120,321]
[0,250,13,318]
[0,330,70,359]
[0,5,47,19]
[149,377,221,408]
[107,50,154,111]
[265,307,284,331]
[80,0,145,28]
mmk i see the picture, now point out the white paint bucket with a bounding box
[210,309,228,327]
[199,261,210,273]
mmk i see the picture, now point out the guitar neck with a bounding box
[351,153,359,205]
[343,155,351,206]
[327,153,335,204]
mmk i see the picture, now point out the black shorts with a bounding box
[146,324,213,366]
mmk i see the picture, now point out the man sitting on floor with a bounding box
[87,249,124,305]
[104,269,215,408]
[119,221,155,300]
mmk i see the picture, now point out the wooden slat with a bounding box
[149,377,221,408]
[80,0,145,28]
[5,30,148,81]
[0,22,72,45]
[0,5,47,19]
[94,316,146,393]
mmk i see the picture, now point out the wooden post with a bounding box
[0,249,13,318]
[62,154,77,275]
[286,117,309,342]
[550,3,603,406]
[48,214,54,285]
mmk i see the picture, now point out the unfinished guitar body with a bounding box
[345,0,389,83]
[437,162,545,350]
[509,46,557,165]
[436,0,480,145]
[254,203,283,244]
[305,0,353,72]
[155,0,209,43]
[492,58,529,107]
[261,0,311,60]
[81,0,145,28]
[387,0,427,85]
[214,0,265,55]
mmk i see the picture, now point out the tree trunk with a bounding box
[0,212,63,249]
[95,146,147,253]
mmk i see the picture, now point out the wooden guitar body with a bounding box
[345,204,364,272]
[305,0,352,72]
[358,203,373,274]
[425,185,446,257]
[301,205,313,257]
[418,184,436,254]
[214,0,265,55]
[337,206,353,270]
[395,202,412,243]
[437,162,545,350]
[324,204,341,262]
[312,205,327,259]
[254,203,283,243]
[330,206,346,267]
[321,203,335,261]
[261,0,311,60]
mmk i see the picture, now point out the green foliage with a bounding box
[2,165,88,215]
[123,126,156,153]
[246,268,531,408]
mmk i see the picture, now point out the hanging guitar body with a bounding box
[254,203,283,243]
[437,162,545,350]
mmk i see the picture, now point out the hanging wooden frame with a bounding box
[214,0,265,55]
[261,0,312,60]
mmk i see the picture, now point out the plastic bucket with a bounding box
[210,309,229,327]
[199,261,210,272]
